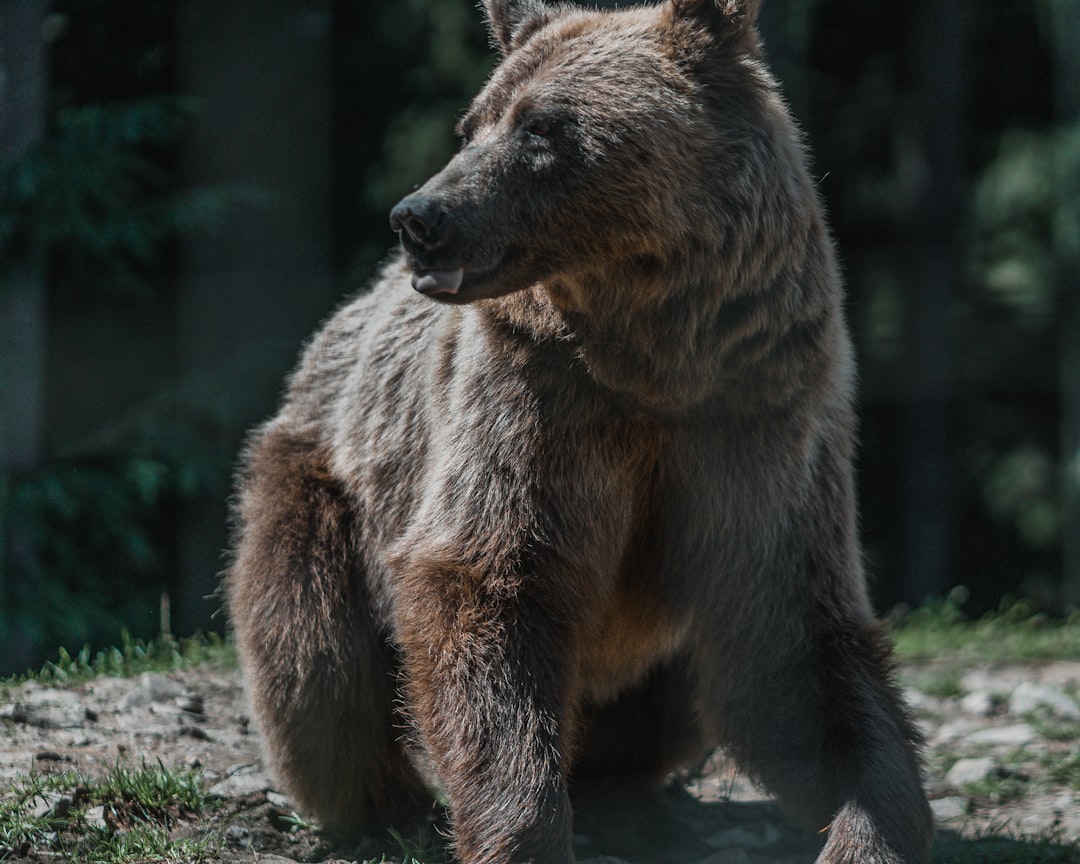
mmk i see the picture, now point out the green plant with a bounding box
[0,769,76,859]
[2,630,235,688]
[1031,719,1080,743]
[892,596,1080,661]
[0,760,220,863]
[910,667,965,699]
[0,369,237,670]
[961,770,1030,806]
[388,825,446,864]
[0,98,239,299]
[1044,749,1080,790]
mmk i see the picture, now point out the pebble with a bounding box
[1009,681,1080,720]
[30,792,74,822]
[945,757,997,787]
[930,796,967,820]
[118,673,191,711]
[932,718,982,743]
[902,689,939,713]
[84,805,107,830]
[0,688,88,729]
[959,691,997,717]
[965,723,1038,747]
[266,791,293,809]
[961,669,1014,695]
[209,765,273,797]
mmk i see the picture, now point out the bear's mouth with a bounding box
[411,267,465,297]
[406,261,515,304]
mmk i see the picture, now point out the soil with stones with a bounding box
[2,658,1079,864]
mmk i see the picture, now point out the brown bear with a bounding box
[226,1,934,862]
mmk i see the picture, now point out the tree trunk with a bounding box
[0,0,47,673]
[893,0,972,606]
[1056,0,1080,608]
[175,0,335,635]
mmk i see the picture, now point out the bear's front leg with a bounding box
[391,548,580,864]
[687,438,933,864]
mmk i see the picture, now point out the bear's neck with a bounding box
[482,219,847,419]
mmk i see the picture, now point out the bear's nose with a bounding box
[389,195,447,250]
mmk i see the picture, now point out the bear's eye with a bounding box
[524,118,553,140]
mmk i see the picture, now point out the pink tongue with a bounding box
[412,268,464,296]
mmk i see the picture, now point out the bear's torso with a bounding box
[274,251,858,703]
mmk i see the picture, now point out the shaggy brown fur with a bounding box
[226,1,934,862]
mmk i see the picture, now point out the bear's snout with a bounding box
[390,194,449,251]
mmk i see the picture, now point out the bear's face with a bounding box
[389,0,768,306]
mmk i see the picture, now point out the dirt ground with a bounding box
[2,658,1079,863]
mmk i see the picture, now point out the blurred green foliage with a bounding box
[0,384,234,656]
[0,99,221,298]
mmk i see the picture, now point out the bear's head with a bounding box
[389,0,803,314]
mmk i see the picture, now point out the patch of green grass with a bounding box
[0,769,77,857]
[961,770,1030,805]
[892,596,1080,662]
[1043,749,1080,790]
[388,826,447,864]
[1031,718,1080,743]
[0,759,221,863]
[910,667,966,699]
[75,823,220,864]
[2,630,235,690]
[94,758,212,823]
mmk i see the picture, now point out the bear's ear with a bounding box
[668,0,763,40]
[483,0,552,56]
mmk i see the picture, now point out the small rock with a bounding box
[210,765,273,798]
[118,673,191,711]
[22,687,84,710]
[945,757,996,787]
[902,688,939,712]
[930,796,968,821]
[1009,682,1080,720]
[1,700,85,730]
[965,723,1037,747]
[84,805,107,830]
[932,720,985,746]
[960,691,997,717]
[961,670,1013,695]
[31,793,75,822]
[266,791,293,809]
[706,823,781,850]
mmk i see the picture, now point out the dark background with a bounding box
[1,0,1078,675]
